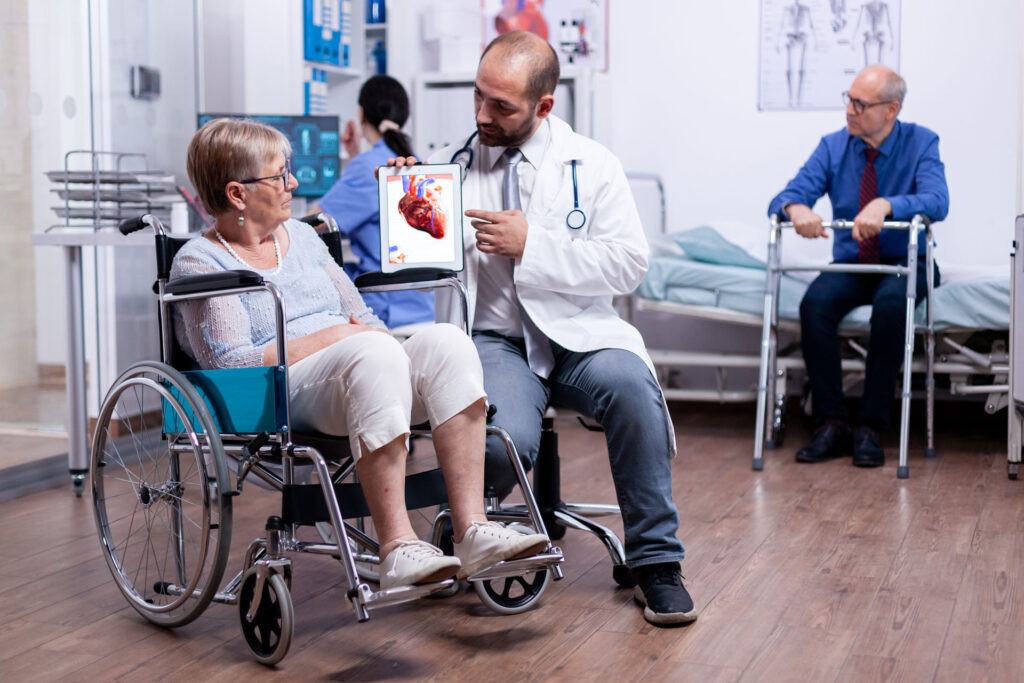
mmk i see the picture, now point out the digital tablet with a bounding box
[377,163,464,273]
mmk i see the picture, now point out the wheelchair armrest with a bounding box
[165,269,265,295]
[357,269,469,333]
[355,268,457,289]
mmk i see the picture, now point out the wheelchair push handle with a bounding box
[298,212,339,233]
[118,214,166,236]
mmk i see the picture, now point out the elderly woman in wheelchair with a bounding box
[174,117,547,588]
[90,118,560,665]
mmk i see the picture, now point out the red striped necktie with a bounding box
[857,147,882,263]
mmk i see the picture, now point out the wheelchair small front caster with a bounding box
[474,569,550,615]
[239,566,293,666]
[612,564,635,588]
[70,470,87,498]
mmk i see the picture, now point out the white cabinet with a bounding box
[308,2,392,162]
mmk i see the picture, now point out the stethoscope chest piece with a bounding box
[566,159,586,230]
[453,131,587,230]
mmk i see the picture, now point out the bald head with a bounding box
[480,30,560,104]
[845,65,904,147]
[854,65,906,111]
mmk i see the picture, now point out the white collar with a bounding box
[482,117,552,171]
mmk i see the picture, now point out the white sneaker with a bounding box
[453,521,549,579]
[378,540,461,590]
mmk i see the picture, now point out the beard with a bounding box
[476,116,538,149]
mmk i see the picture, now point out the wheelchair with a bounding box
[90,213,564,665]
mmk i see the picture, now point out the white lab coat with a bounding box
[431,115,676,453]
[431,115,653,364]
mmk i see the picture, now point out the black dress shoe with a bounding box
[795,422,853,463]
[853,426,885,467]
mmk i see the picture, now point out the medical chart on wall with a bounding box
[759,0,901,111]
[480,0,609,71]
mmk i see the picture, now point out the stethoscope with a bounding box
[451,130,587,231]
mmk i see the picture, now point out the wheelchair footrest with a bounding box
[465,547,564,582]
[361,578,457,609]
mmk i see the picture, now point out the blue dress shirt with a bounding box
[317,138,434,327]
[768,121,949,262]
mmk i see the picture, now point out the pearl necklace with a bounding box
[214,229,281,275]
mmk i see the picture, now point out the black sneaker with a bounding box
[852,426,885,467]
[795,422,853,463]
[632,562,697,626]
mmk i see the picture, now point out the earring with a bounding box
[238,214,245,227]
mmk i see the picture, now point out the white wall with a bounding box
[1,0,40,389]
[29,0,93,365]
[593,0,1021,268]
[103,0,198,184]
[31,0,200,396]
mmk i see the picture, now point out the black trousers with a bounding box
[799,257,937,432]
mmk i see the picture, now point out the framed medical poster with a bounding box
[758,0,901,111]
[481,0,610,72]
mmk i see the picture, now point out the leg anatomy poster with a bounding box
[759,0,901,111]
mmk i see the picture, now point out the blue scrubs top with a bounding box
[316,138,435,327]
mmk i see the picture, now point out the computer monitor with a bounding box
[196,113,340,198]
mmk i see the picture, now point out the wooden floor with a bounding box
[0,402,1021,682]
[0,380,66,470]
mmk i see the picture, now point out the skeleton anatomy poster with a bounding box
[759,0,901,111]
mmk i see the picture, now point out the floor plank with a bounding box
[0,401,1020,681]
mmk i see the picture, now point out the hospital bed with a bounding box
[631,214,1011,477]
[1008,214,1024,480]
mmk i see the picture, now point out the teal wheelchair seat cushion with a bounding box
[164,365,288,435]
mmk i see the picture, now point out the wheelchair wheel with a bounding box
[238,567,293,666]
[473,569,550,615]
[91,361,232,628]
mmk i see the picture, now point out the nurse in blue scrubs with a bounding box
[313,76,434,327]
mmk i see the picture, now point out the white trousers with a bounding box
[288,323,485,461]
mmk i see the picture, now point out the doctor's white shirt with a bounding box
[471,118,551,337]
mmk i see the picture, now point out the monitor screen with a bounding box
[196,113,340,197]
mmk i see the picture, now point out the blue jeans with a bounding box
[472,331,685,569]
[800,258,937,432]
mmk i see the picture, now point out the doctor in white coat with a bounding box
[390,31,696,626]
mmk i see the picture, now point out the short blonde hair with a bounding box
[186,118,292,216]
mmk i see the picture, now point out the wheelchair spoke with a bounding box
[93,362,231,627]
[103,433,141,489]
[127,385,154,470]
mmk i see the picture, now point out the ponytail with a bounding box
[358,75,415,158]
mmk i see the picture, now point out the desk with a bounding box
[31,227,157,495]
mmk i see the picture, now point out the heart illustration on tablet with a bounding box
[399,175,448,239]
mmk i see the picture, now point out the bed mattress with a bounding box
[638,248,1009,332]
